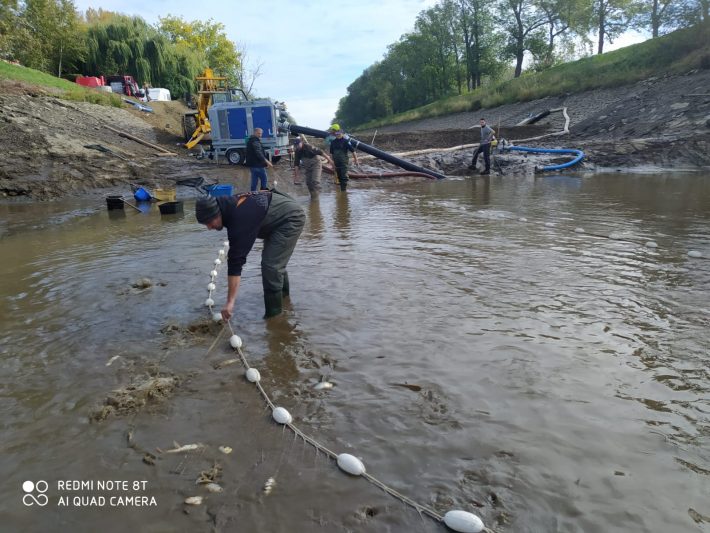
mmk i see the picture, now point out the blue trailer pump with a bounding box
[208,99,291,165]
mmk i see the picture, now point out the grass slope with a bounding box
[0,61,123,107]
[355,23,710,130]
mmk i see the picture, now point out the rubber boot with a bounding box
[263,290,283,319]
[282,271,290,297]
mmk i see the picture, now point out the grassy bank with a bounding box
[0,61,123,107]
[356,23,710,131]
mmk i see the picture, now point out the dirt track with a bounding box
[1,68,709,200]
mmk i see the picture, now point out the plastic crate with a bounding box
[206,184,233,197]
[153,187,176,201]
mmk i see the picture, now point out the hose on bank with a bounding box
[322,164,437,180]
[501,144,585,171]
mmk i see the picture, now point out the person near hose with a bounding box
[329,129,358,191]
[469,118,496,175]
[195,190,305,319]
[246,128,273,191]
[293,136,333,199]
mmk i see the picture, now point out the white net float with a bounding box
[223,240,229,247]
[443,510,485,533]
[229,334,243,349]
[218,249,225,257]
[688,250,702,258]
[337,453,366,476]
[210,270,218,277]
[645,241,658,248]
[518,217,527,222]
[574,227,585,233]
[207,282,216,291]
[246,367,261,382]
[205,298,214,307]
[212,312,222,322]
[272,406,292,424]
[214,258,222,265]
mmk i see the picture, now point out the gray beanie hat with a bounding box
[195,195,220,223]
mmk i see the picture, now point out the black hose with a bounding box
[286,125,447,180]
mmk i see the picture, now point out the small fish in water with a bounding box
[218,446,233,454]
[163,441,205,454]
[214,358,239,369]
[314,375,334,391]
[184,496,203,505]
[263,477,276,495]
[106,355,121,366]
[204,483,223,493]
[390,382,422,392]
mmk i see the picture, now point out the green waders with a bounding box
[333,153,350,191]
[258,190,305,318]
[303,157,322,198]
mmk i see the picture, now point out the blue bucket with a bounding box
[134,187,151,201]
[206,184,233,197]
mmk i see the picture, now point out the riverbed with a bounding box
[1,172,708,532]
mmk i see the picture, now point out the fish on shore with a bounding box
[160,441,205,454]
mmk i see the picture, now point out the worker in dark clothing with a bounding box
[245,128,273,191]
[293,136,333,199]
[329,129,358,191]
[195,190,305,319]
[469,118,496,175]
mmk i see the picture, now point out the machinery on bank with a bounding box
[185,68,444,178]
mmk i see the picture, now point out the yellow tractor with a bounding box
[182,68,230,150]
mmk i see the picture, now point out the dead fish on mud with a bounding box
[204,483,223,493]
[263,477,276,495]
[213,358,240,369]
[314,376,334,391]
[159,441,205,454]
[184,496,203,505]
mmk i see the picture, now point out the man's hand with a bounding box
[221,301,234,321]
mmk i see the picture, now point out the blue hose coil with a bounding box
[505,145,585,171]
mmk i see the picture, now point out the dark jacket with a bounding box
[217,192,272,276]
[245,135,268,167]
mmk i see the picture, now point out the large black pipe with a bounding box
[286,124,447,180]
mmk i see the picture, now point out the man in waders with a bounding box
[329,129,358,191]
[292,137,333,199]
[195,190,305,319]
[469,118,496,175]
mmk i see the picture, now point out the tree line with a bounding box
[0,0,249,99]
[335,0,708,127]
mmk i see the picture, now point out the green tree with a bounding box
[593,0,636,53]
[10,0,85,76]
[157,15,240,87]
[499,0,549,77]
[0,0,18,58]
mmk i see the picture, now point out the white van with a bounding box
[147,88,171,101]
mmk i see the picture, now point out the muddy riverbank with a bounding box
[1,69,709,201]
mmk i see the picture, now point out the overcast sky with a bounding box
[72,0,645,130]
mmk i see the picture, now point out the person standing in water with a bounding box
[195,191,305,319]
[329,129,359,191]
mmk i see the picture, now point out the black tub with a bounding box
[106,195,124,210]
[159,201,183,215]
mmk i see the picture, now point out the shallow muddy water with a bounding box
[1,172,709,533]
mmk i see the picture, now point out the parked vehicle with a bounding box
[106,75,143,98]
[147,88,171,101]
[76,74,144,98]
[208,99,291,165]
